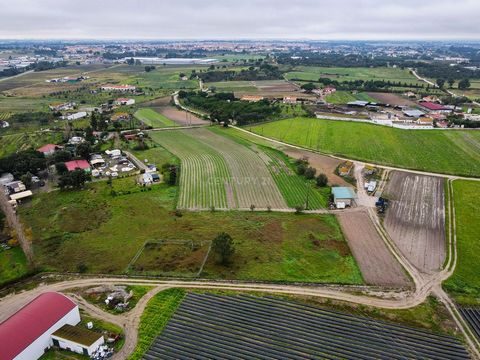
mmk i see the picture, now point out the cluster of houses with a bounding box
[0,292,115,360]
[0,173,37,207]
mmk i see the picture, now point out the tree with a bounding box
[316,173,328,187]
[447,78,455,88]
[58,169,91,190]
[90,112,98,131]
[296,163,307,175]
[300,82,317,93]
[212,232,235,265]
[55,162,68,175]
[20,172,33,189]
[304,166,317,180]
[54,150,72,163]
[458,79,471,90]
[436,78,446,88]
[75,142,92,159]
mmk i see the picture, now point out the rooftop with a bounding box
[65,160,91,172]
[418,101,450,111]
[332,187,357,199]
[52,324,103,347]
[37,144,58,153]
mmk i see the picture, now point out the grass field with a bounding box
[325,90,377,104]
[19,178,362,283]
[444,180,480,304]
[134,108,177,127]
[249,118,480,177]
[0,247,29,286]
[285,66,424,86]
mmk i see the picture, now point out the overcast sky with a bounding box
[0,0,479,40]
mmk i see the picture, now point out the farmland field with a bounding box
[325,90,377,104]
[144,293,469,359]
[134,108,176,128]
[0,131,63,157]
[384,172,446,273]
[19,179,361,283]
[206,79,305,98]
[444,180,480,304]
[337,210,409,286]
[151,127,327,209]
[249,117,480,177]
[367,92,417,106]
[0,247,29,287]
[285,66,424,86]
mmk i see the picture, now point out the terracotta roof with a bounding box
[0,292,77,360]
[419,102,450,111]
[37,144,58,153]
[65,160,91,171]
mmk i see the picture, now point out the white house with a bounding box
[115,98,135,106]
[101,84,136,92]
[0,292,81,360]
[63,111,87,121]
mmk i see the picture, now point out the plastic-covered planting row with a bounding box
[144,293,470,360]
[459,307,480,340]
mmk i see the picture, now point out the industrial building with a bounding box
[0,292,104,360]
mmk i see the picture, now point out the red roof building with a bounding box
[418,101,451,111]
[0,292,80,360]
[65,160,91,172]
[37,144,61,156]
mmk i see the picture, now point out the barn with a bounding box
[332,187,357,208]
[0,292,81,360]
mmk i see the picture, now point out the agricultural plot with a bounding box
[134,108,176,128]
[337,210,409,286]
[444,180,480,303]
[206,79,305,98]
[459,307,480,341]
[249,117,480,177]
[285,66,424,86]
[366,92,417,106]
[150,130,231,209]
[325,90,376,104]
[0,131,62,158]
[145,293,469,360]
[128,240,210,277]
[384,172,446,273]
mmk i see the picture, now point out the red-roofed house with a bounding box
[64,160,91,173]
[37,144,62,156]
[418,102,453,113]
[0,292,80,360]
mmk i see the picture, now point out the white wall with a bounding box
[14,306,81,360]
[52,331,104,356]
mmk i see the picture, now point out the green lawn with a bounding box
[0,247,29,286]
[324,91,377,104]
[249,118,480,177]
[19,178,362,284]
[128,288,186,360]
[444,180,480,304]
[134,108,177,127]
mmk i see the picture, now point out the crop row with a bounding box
[145,293,470,360]
[459,307,480,341]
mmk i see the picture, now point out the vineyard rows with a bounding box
[145,293,470,360]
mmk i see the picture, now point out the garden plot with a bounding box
[384,172,446,273]
[337,210,409,287]
[144,293,469,360]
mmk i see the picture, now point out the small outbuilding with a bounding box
[332,187,357,208]
[51,324,104,357]
[65,160,91,173]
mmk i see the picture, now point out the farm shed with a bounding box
[115,98,135,106]
[9,190,33,201]
[62,111,87,121]
[332,187,356,208]
[418,102,453,113]
[51,324,104,356]
[347,100,369,107]
[65,160,91,173]
[0,292,81,360]
[403,109,425,118]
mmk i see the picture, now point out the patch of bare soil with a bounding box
[383,171,446,273]
[337,210,410,287]
[366,92,417,107]
[159,106,208,125]
[281,147,349,186]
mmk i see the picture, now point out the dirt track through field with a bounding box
[337,210,410,287]
[384,172,446,273]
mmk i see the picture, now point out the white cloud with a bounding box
[0,0,478,40]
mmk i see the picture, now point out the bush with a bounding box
[304,167,317,180]
[316,173,328,187]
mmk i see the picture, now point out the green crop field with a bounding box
[0,131,63,157]
[19,178,361,283]
[249,118,480,177]
[134,108,177,127]
[444,180,480,304]
[285,66,423,85]
[207,80,258,93]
